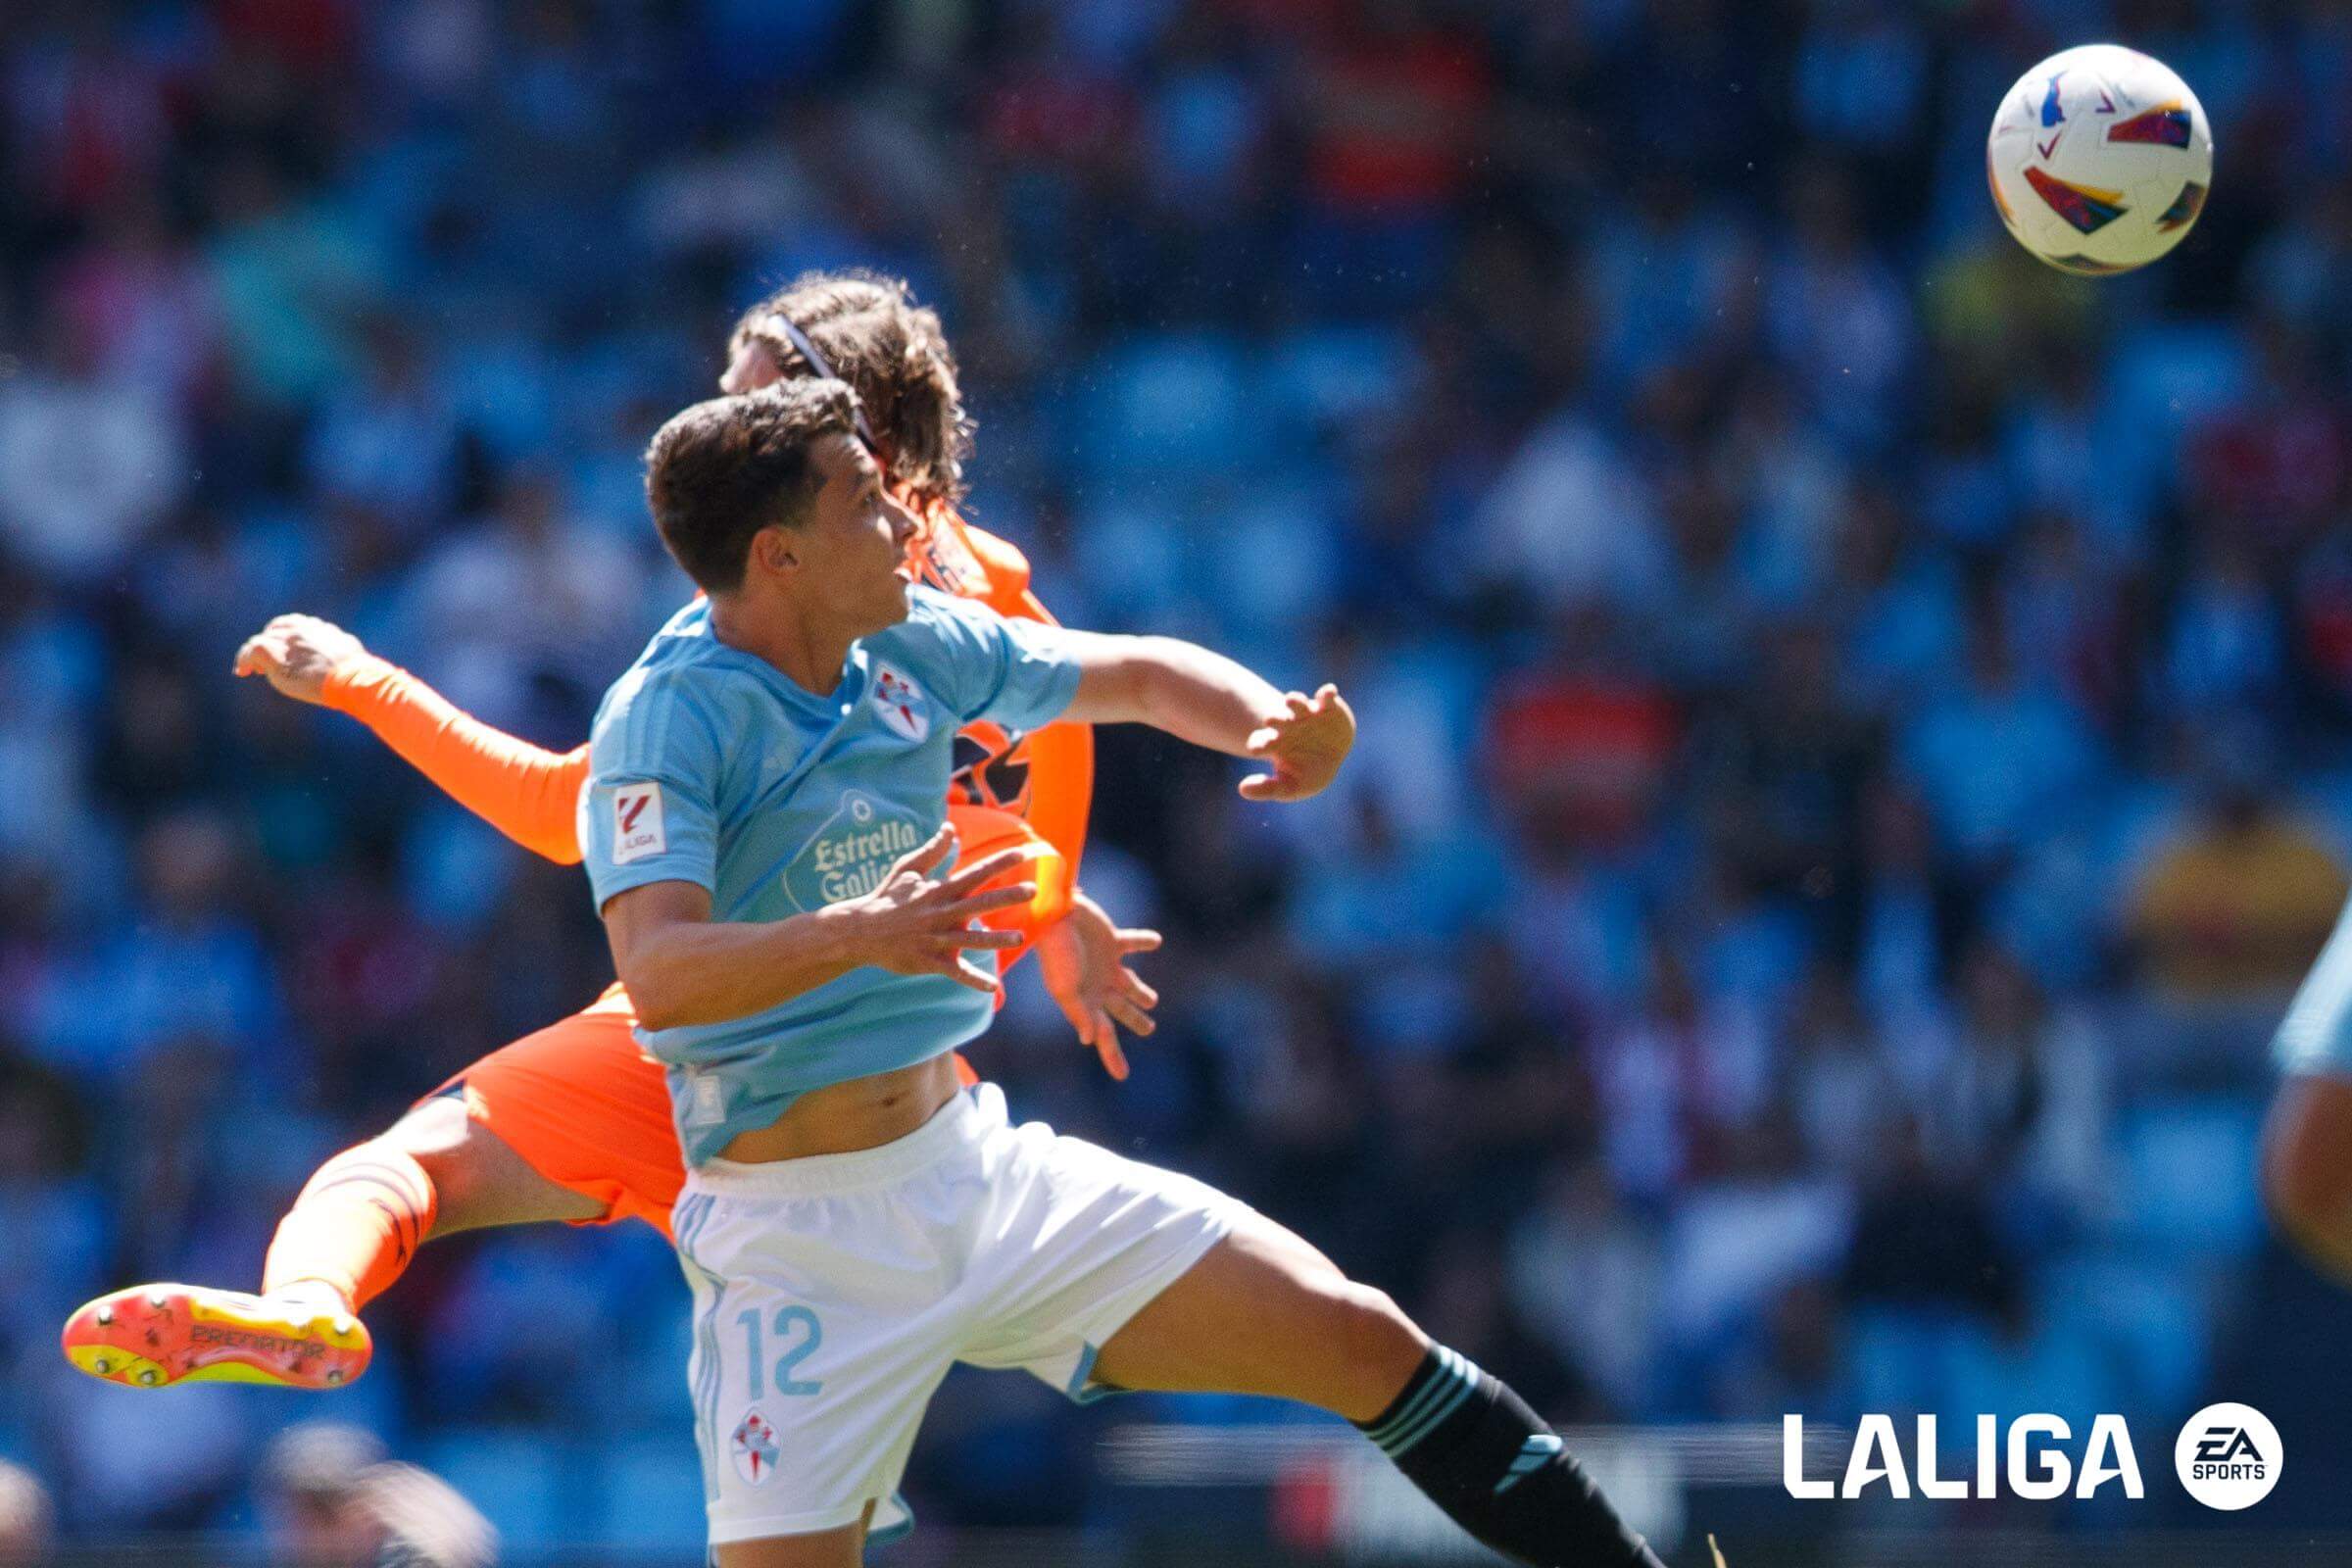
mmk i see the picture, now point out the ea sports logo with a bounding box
[2174,1402,2280,1510]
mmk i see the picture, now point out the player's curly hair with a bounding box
[728,270,973,513]
[644,378,861,593]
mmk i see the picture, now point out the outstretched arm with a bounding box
[234,613,589,864]
[1034,890,1161,1081]
[1054,631,1355,803]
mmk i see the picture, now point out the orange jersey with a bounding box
[320,512,1093,955]
[913,510,1094,925]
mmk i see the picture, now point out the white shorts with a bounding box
[670,1081,1246,1548]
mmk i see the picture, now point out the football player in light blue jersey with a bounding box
[582,568,1084,1160]
[589,379,1688,1568]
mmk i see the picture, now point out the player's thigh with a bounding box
[379,1095,608,1234]
[389,1002,687,1236]
[1090,1207,1427,1423]
[2263,1071,2352,1223]
[712,1512,865,1568]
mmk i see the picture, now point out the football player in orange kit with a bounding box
[62,270,1158,1391]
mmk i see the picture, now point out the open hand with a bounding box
[1240,684,1355,802]
[836,826,1037,992]
[1037,891,1161,1080]
[233,613,368,706]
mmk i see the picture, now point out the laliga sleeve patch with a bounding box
[611,783,666,865]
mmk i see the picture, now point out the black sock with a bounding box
[1353,1346,1665,1568]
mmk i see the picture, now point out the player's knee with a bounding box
[381,1099,494,1231]
[2262,1084,2352,1241]
[1314,1279,1424,1389]
[382,1094,610,1232]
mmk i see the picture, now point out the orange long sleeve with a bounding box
[321,655,589,864]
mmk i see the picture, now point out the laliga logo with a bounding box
[2174,1402,2280,1511]
[1786,1403,2282,1510]
[1785,1414,2143,1500]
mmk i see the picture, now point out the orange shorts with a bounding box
[434,985,980,1241]
[432,985,685,1235]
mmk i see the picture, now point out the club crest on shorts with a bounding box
[731,1406,780,1487]
[872,663,930,744]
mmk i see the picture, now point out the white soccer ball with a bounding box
[1986,44,2213,275]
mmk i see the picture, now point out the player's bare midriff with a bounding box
[717,1052,963,1162]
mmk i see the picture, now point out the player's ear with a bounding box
[721,339,782,396]
[751,525,799,577]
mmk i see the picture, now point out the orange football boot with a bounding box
[61,1283,370,1391]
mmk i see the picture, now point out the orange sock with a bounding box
[262,1143,439,1312]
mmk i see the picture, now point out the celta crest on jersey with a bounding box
[872,662,931,744]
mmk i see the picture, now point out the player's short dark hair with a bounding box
[644,379,860,594]
[728,270,971,512]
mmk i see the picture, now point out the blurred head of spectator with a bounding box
[359,1463,498,1568]
[261,1422,390,1567]
[138,808,243,931]
[262,1424,494,1568]
[0,1460,54,1556]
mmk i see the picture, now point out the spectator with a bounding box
[2124,750,2350,1004]
[1898,595,2102,874]
[261,1424,497,1568]
[1508,1157,1666,1418]
[0,1460,53,1557]
[0,313,185,580]
[1927,943,2113,1231]
[260,1424,393,1568]
[1840,1113,2019,1329]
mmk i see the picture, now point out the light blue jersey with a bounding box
[2277,893,2352,1079]
[581,586,1084,1164]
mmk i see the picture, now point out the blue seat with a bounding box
[2111,1098,2265,1255]
[1846,1308,1971,1417]
[1080,335,1249,479]
[596,1438,710,1555]
[1256,328,1411,429]
[1944,1313,2112,1430]
[1070,493,1195,629]
[2034,1251,2207,1418]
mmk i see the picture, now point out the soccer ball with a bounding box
[1985,44,2213,275]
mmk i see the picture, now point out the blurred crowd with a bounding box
[5,0,2352,1554]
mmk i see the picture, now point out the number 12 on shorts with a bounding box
[736,1304,824,1398]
